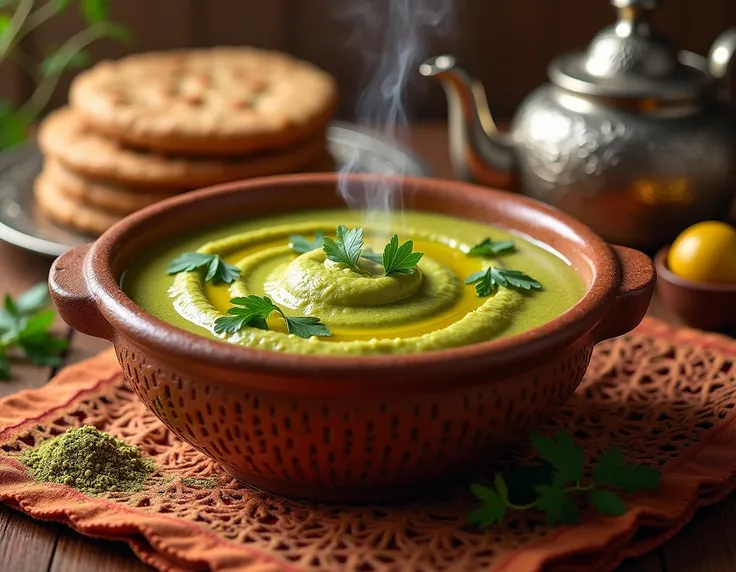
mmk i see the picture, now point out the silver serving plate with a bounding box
[0,121,432,258]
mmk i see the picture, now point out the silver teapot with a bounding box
[421,0,736,250]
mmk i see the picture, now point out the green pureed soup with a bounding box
[122,210,585,356]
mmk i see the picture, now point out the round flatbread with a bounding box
[34,174,123,237]
[69,47,338,155]
[38,107,329,190]
[42,159,177,215]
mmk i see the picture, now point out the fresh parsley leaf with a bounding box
[465,267,542,297]
[214,295,331,339]
[381,235,423,276]
[167,252,241,285]
[4,294,18,320]
[468,483,507,529]
[593,447,661,492]
[0,353,9,380]
[467,238,516,257]
[14,283,49,314]
[469,431,660,530]
[0,284,67,379]
[284,316,332,338]
[535,485,579,525]
[361,248,383,264]
[229,295,279,316]
[19,309,56,337]
[531,430,585,487]
[289,231,324,254]
[322,225,364,272]
[505,461,555,505]
[213,295,278,335]
[588,489,626,516]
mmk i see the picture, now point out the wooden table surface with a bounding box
[0,124,734,572]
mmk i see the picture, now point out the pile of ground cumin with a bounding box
[19,425,155,494]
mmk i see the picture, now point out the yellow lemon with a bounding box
[667,221,736,284]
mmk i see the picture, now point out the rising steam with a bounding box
[337,0,452,220]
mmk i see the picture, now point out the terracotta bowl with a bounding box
[49,173,655,502]
[655,246,736,333]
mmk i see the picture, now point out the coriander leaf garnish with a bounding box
[468,237,516,257]
[593,446,661,492]
[289,231,324,254]
[468,430,661,529]
[322,225,364,272]
[213,295,278,335]
[0,283,68,380]
[381,234,424,276]
[283,316,332,338]
[214,295,331,339]
[167,252,241,285]
[531,430,585,487]
[465,267,541,297]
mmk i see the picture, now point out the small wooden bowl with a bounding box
[654,246,736,333]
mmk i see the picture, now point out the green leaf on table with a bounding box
[0,284,66,378]
[167,252,241,285]
[465,267,542,297]
[14,283,49,314]
[0,353,9,380]
[289,231,324,254]
[531,430,585,487]
[80,0,109,23]
[535,485,579,525]
[468,483,507,529]
[588,489,626,517]
[323,225,364,272]
[381,234,423,276]
[593,447,661,492]
[504,461,555,505]
[467,237,516,258]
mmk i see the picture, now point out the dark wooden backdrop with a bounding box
[2,0,736,121]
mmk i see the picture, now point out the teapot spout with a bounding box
[709,28,736,102]
[420,55,516,186]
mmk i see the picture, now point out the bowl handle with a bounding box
[49,244,113,341]
[593,245,656,343]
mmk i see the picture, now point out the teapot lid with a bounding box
[549,0,712,100]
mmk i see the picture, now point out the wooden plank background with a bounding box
[2,0,736,120]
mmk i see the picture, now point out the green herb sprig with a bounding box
[214,295,331,339]
[0,283,68,380]
[291,225,423,277]
[322,225,364,273]
[167,252,241,285]
[380,234,424,275]
[465,267,541,297]
[289,231,324,255]
[468,430,661,528]
[467,237,516,257]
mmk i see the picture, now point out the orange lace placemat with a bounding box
[0,317,735,572]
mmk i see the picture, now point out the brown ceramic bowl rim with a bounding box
[654,246,736,293]
[85,173,620,378]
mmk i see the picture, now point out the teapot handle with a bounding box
[709,28,736,102]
